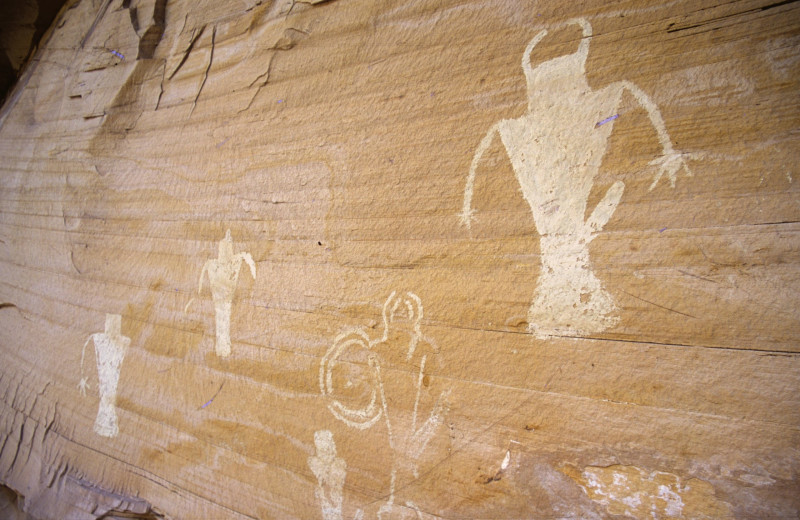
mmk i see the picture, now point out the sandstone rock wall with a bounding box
[0,0,798,518]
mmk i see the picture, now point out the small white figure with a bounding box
[461,18,691,338]
[308,430,346,520]
[198,229,256,357]
[79,313,130,438]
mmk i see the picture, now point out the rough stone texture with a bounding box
[0,0,798,518]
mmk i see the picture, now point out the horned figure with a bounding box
[461,18,691,339]
[198,229,256,357]
[320,292,449,519]
[308,430,347,520]
[78,313,130,438]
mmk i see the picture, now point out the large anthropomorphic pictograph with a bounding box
[461,18,691,339]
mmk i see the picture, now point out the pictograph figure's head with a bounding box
[104,313,122,337]
[219,229,234,260]
[381,291,426,362]
[382,291,423,337]
[523,18,592,104]
[313,429,337,461]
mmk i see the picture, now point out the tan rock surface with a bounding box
[0,0,798,518]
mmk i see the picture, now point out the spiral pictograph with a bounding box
[320,328,383,430]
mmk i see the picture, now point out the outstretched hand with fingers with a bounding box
[649,150,692,190]
[77,377,90,396]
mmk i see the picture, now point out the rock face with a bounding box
[0,0,798,518]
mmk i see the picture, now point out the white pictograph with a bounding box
[320,292,449,518]
[79,313,130,438]
[461,18,691,339]
[198,229,257,357]
[308,430,347,520]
